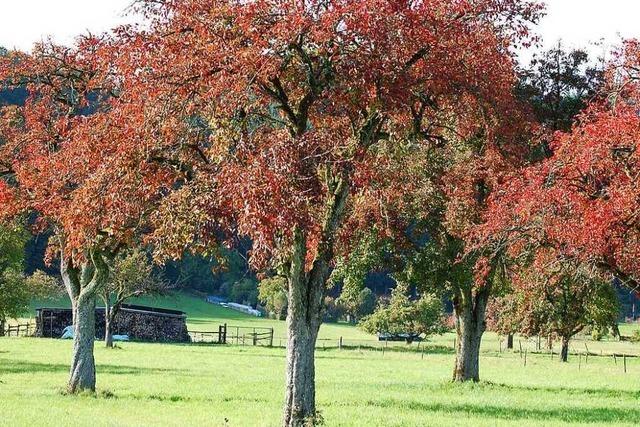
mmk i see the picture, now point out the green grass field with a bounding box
[2,293,640,426]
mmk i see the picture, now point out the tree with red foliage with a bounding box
[486,292,520,350]
[0,40,179,393]
[115,0,541,419]
[478,39,640,290]
[473,40,640,361]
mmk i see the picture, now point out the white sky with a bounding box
[0,0,133,51]
[0,0,639,62]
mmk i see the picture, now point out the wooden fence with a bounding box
[1,322,35,337]
[188,323,228,344]
[188,324,274,346]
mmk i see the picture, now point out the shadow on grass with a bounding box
[486,381,640,400]
[313,343,454,356]
[0,359,188,376]
[357,398,640,424]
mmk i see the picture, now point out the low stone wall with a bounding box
[35,305,190,343]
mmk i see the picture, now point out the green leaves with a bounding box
[359,282,446,338]
[0,223,59,321]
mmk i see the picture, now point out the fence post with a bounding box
[269,328,273,347]
[624,355,627,373]
[253,332,257,346]
[524,349,527,367]
[579,354,582,371]
[339,336,343,350]
[223,323,227,344]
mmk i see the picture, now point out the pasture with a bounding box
[2,294,640,426]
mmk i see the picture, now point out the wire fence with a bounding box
[3,320,638,372]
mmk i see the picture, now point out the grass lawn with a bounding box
[2,293,640,426]
[1,337,640,426]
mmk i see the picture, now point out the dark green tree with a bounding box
[0,224,57,334]
[517,42,604,156]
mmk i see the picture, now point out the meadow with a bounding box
[1,294,640,426]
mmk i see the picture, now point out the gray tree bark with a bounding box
[104,297,114,349]
[560,335,570,362]
[61,245,110,394]
[282,230,325,427]
[68,291,97,393]
[283,275,321,426]
[452,285,490,382]
[282,177,348,427]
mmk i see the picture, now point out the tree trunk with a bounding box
[104,294,114,348]
[105,314,113,349]
[283,310,321,427]
[282,231,324,427]
[0,319,5,337]
[60,245,110,394]
[68,291,97,393]
[506,333,514,350]
[452,285,490,382]
[612,324,621,341]
[282,172,348,426]
[560,335,569,362]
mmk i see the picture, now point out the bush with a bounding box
[359,282,446,338]
[630,329,640,343]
